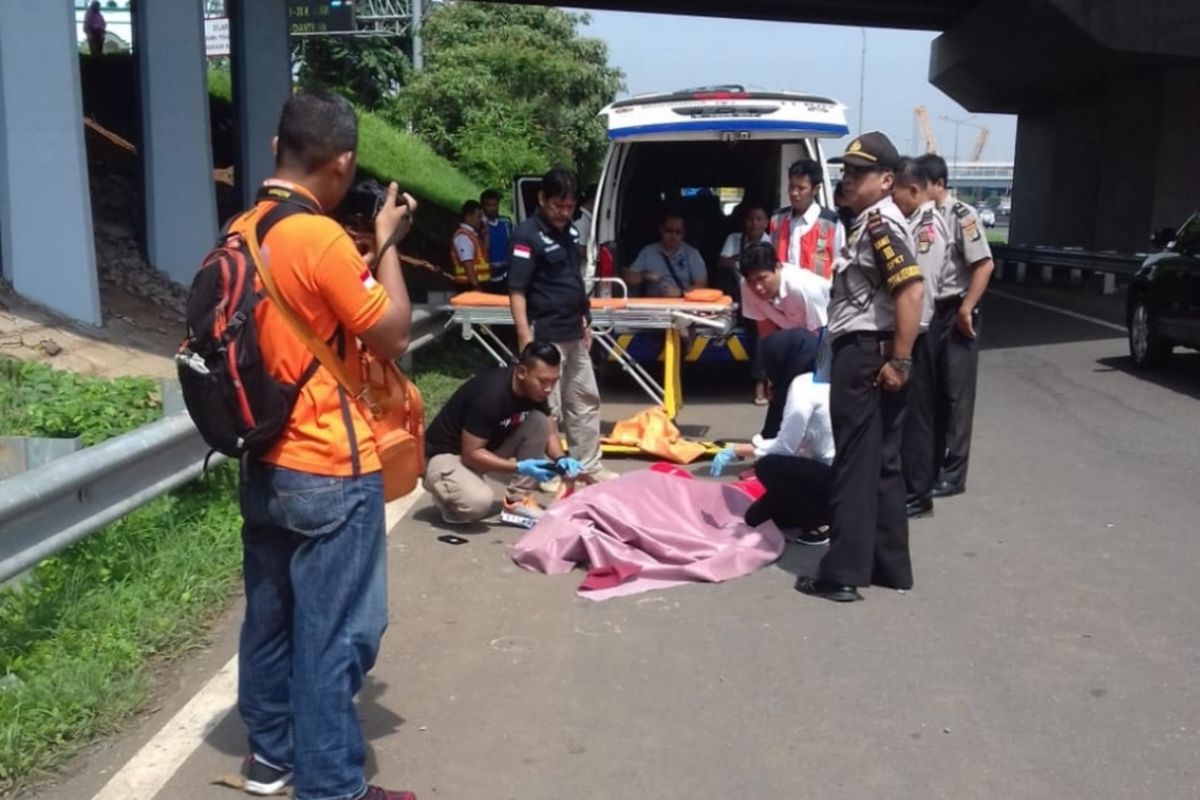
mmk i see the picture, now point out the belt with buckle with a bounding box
[834,330,893,357]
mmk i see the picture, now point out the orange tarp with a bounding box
[601,406,707,464]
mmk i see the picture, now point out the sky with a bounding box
[568,9,1017,163]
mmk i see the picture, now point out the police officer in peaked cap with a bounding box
[796,132,926,603]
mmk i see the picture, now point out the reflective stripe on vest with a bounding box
[450,227,491,285]
[772,210,838,279]
[800,218,838,279]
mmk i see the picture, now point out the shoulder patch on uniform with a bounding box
[962,219,982,242]
[917,223,934,254]
[867,213,922,294]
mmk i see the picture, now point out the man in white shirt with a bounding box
[717,202,772,272]
[576,184,596,264]
[709,371,834,544]
[738,241,831,437]
[624,208,708,297]
[718,201,774,405]
[738,242,831,333]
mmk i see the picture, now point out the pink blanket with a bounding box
[511,471,784,601]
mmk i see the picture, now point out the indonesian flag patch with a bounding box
[360,269,378,290]
[513,244,532,260]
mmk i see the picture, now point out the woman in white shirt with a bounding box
[710,371,834,544]
[717,201,773,405]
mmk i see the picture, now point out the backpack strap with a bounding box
[243,207,369,402]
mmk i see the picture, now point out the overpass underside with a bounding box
[931,0,1200,252]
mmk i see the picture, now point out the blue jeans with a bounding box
[237,462,388,800]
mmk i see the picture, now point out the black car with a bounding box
[1127,212,1200,367]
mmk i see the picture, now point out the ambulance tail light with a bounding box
[597,243,615,298]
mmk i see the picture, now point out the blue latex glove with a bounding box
[555,456,584,479]
[516,458,556,482]
[710,447,737,477]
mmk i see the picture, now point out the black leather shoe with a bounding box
[795,576,862,602]
[931,481,964,498]
[906,497,934,518]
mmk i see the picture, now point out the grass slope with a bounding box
[207,70,481,214]
[0,347,480,791]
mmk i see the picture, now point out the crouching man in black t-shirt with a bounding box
[423,341,583,527]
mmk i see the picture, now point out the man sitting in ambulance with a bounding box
[624,208,709,298]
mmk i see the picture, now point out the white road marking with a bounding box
[386,486,426,531]
[89,487,427,800]
[91,657,238,800]
[989,288,1127,333]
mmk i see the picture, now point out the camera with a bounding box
[341,179,388,223]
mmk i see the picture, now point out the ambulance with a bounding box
[515,85,850,365]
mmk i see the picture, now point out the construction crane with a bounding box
[939,114,989,168]
[969,127,990,161]
[913,106,939,154]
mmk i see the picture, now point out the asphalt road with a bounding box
[28,280,1200,800]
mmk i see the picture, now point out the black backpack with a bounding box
[176,189,320,458]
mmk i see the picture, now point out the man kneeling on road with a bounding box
[423,341,584,527]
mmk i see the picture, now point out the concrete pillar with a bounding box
[1091,71,1161,253]
[1150,67,1200,239]
[1102,273,1116,295]
[1009,112,1054,249]
[0,0,101,325]
[135,0,218,285]
[230,0,290,209]
[1015,262,1027,282]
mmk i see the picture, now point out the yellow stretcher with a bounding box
[443,283,737,420]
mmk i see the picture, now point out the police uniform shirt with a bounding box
[826,196,923,338]
[908,200,951,330]
[937,197,993,300]
[508,213,589,342]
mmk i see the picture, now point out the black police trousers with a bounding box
[902,330,937,502]
[820,332,913,589]
[746,454,832,531]
[934,298,980,491]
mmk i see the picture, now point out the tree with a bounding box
[392,2,624,191]
[293,37,410,110]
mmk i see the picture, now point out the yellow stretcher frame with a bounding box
[442,282,735,422]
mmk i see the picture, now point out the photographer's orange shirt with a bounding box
[232,182,390,476]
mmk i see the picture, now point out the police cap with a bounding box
[829,131,900,170]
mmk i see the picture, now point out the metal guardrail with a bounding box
[0,415,218,583]
[992,244,1144,276]
[0,306,446,584]
[992,244,1145,296]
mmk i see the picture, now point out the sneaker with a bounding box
[243,754,292,796]
[500,495,544,528]
[587,468,621,482]
[792,526,831,547]
[539,475,563,494]
[360,786,417,800]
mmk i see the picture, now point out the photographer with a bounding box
[423,341,584,528]
[234,89,418,800]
